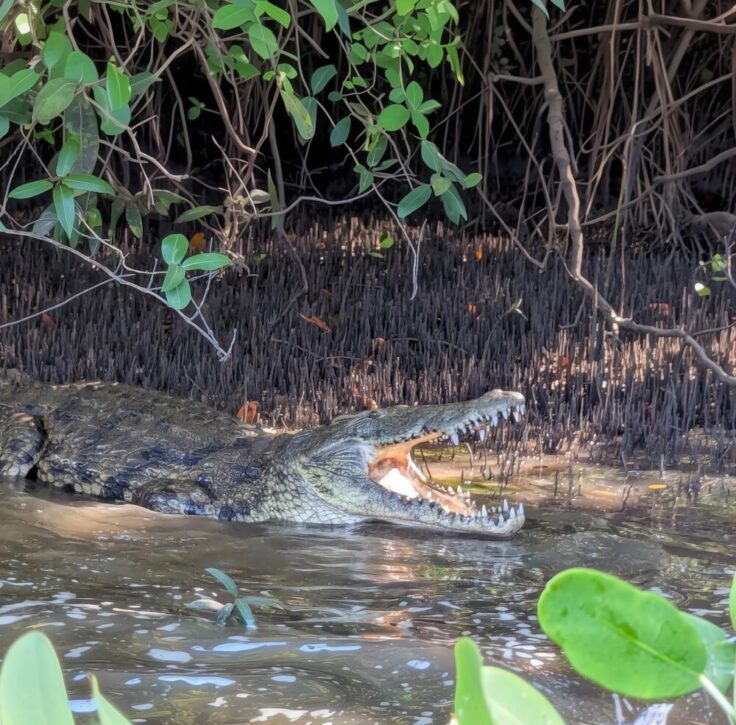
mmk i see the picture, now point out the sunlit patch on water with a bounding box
[0,461,734,724]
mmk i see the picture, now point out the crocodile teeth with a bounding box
[490,414,498,426]
[481,504,488,518]
[450,432,460,445]
[519,502,525,517]
[478,427,487,442]
[500,408,509,420]
[503,499,509,513]
[498,513,505,526]
[509,507,516,519]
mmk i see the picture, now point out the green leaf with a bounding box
[33,78,77,124]
[550,0,566,9]
[0,69,39,107]
[0,0,13,23]
[0,114,8,140]
[420,139,442,172]
[125,205,143,238]
[280,89,314,140]
[483,667,565,725]
[398,184,431,218]
[92,86,130,135]
[309,0,338,31]
[441,183,467,224]
[431,173,451,196]
[106,61,131,108]
[378,103,410,132]
[181,253,232,272]
[63,173,114,195]
[447,40,464,85]
[310,64,337,94]
[234,597,257,629]
[396,0,416,15]
[206,567,239,597]
[256,0,291,28]
[379,234,394,249]
[161,264,185,292]
[213,5,252,30]
[88,674,133,725]
[165,279,192,309]
[454,638,493,725]
[411,110,429,139]
[248,22,279,59]
[417,99,441,114]
[682,613,735,693]
[405,81,423,109]
[464,172,482,189]
[63,97,100,173]
[161,233,188,265]
[0,631,74,725]
[53,183,76,237]
[174,205,222,223]
[538,568,707,699]
[130,71,159,98]
[531,0,549,18]
[730,575,736,632]
[42,31,73,71]
[8,179,53,199]
[330,116,350,147]
[55,135,81,176]
[63,51,99,84]
[366,135,388,167]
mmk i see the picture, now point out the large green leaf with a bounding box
[212,5,253,30]
[309,0,338,31]
[63,173,114,195]
[32,78,77,124]
[42,31,73,71]
[0,631,74,725]
[206,567,239,597]
[181,253,232,271]
[161,233,188,265]
[454,638,493,725]
[0,69,39,106]
[106,61,131,109]
[63,51,99,84]
[248,22,278,59]
[53,184,76,237]
[165,279,192,309]
[256,0,290,28]
[378,103,409,132]
[538,568,707,699]
[8,179,53,199]
[310,64,337,94]
[89,674,133,725]
[397,184,431,218]
[161,264,186,293]
[483,668,564,725]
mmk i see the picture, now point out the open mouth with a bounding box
[366,399,526,528]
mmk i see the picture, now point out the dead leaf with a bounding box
[41,313,57,334]
[189,231,206,254]
[236,401,259,424]
[299,314,331,333]
[474,249,483,261]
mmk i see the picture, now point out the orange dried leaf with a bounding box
[236,401,258,424]
[189,232,206,253]
[474,249,483,261]
[299,313,331,333]
[41,313,57,333]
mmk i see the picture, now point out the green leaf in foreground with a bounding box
[89,674,133,725]
[397,184,431,218]
[33,78,77,124]
[538,568,707,699]
[161,264,185,293]
[454,638,493,725]
[55,135,81,176]
[378,103,410,132]
[682,613,735,693]
[206,567,239,597]
[164,279,192,310]
[63,173,114,195]
[161,233,188,265]
[483,667,565,725]
[0,631,74,725]
[730,575,736,632]
[53,183,76,237]
[181,253,232,272]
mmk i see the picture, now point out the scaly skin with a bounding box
[0,381,526,536]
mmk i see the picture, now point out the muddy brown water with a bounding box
[0,459,734,725]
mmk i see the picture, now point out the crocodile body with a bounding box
[0,381,526,536]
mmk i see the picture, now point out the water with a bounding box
[0,461,734,725]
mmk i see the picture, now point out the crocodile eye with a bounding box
[368,410,382,418]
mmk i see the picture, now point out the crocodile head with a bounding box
[290,389,526,537]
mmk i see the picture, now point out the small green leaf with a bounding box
[281,89,314,140]
[165,279,192,309]
[56,135,81,176]
[0,632,74,725]
[0,69,38,106]
[483,667,565,725]
[454,638,492,725]
[213,5,252,30]
[206,567,239,597]
[379,234,394,249]
[106,61,131,108]
[63,173,114,195]
[309,0,338,31]
[464,172,482,189]
[175,205,222,223]
[161,264,185,292]
[8,179,53,199]
[88,674,133,725]
[256,0,291,28]
[161,233,188,265]
[33,78,77,124]
[234,597,257,629]
[397,184,432,218]
[42,31,73,71]
[330,116,350,147]
[310,64,337,94]
[405,81,423,109]
[63,51,99,83]
[431,173,451,196]
[411,110,429,139]
[378,103,410,132]
[396,0,416,15]
[441,183,467,224]
[181,253,232,272]
[538,568,707,699]
[53,183,76,237]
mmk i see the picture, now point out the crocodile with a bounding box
[0,381,526,536]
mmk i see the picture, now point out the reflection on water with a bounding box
[0,463,734,725]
